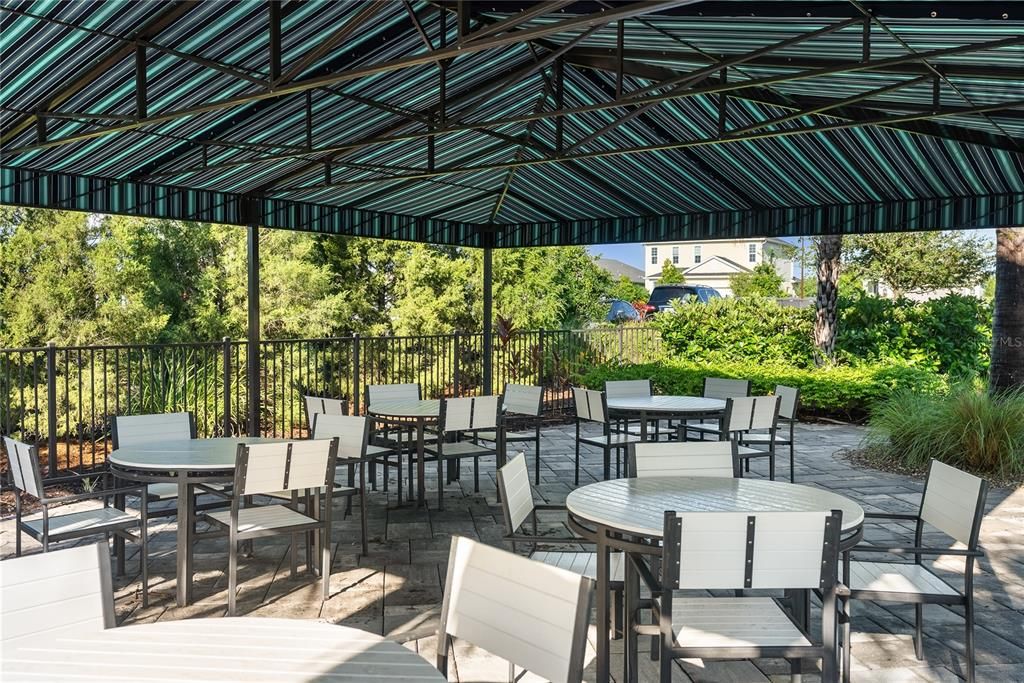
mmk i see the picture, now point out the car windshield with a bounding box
[648,286,696,307]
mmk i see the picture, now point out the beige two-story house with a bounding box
[643,238,796,296]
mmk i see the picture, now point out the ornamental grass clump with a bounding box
[865,384,1024,479]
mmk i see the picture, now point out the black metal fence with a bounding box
[0,326,661,476]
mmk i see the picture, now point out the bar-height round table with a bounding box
[566,477,865,683]
[109,436,285,607]
[1,618,446,681]
[606,395,726,441]
[367,399,440,508]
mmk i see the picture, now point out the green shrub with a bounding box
[865,384,1024,478]
[582,359,946,421]
[835,292,990,377]
[653,298,817,368]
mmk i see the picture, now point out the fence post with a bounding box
[45,341,58,473]
[452,331,461,398]
[351,333,361,415]
[222,337,232,436]
[537,330,546,414]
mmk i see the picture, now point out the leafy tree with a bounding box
[606,275,649,304]
[656,259,685,285]
[990,227,1024,393]
[729,261,785,298]
[843,231,991,298]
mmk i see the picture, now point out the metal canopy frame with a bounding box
[1,0,1022,247]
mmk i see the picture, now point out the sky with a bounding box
[587,243,643,268]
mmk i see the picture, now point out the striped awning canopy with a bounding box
[1,0,1022,247]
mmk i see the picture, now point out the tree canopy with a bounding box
[843,231,991,298]
[656,260,685,285]
[0,208,616,347]
[729,261,786,298]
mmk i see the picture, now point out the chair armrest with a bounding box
[42,472,109,485]
[852,545,983,558]
[864,512,920,522]
[835,583,851,598]
[42,484,147,506]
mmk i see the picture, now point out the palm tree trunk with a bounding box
[814,235,842,364]
[990,227,1024,393]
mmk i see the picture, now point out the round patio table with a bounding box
[1,617,445,681]
[367,399,440,508]
[566,476,865,683]
[606,395,726,441]
[109,436,285,608]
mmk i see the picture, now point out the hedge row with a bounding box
[581,359,947,421]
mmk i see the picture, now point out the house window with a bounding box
[671,246,679,264]
[748,243,757,263]
[693,245,702,264]
[650,246,658,265]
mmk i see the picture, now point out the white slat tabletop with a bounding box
[605,395,725,415]
[1,618,446,682]
[109,437,286,471]
[566,476,864,538]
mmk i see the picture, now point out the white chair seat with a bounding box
[849,560,959,596]
[740,432,793,445]
[737,445,769,456]
[365,444,394,458]
[686,423,722,434]
[207,505,316,533]
[145,482,227,501]
[530,550,625,583]
[671,597,811,649]
[580,433,642,447]
[22,507,139,537]
[425,441,495,457]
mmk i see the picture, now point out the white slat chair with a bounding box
[111,412,226,511]
[685,376,752,440]
[737,385,801,481]
[573,387,640,484]
[437,535,595,683]
[424,395,501,510]
[1,542,115,649]
[312,413,374,555]
[605,378,669,441]
[689,395,781,480]
[4,436,148,606]
[845,460,988,683]
[365,382,425,495]
[476,383,544,483]
[648,509,844,683]
[627,440,739,478]
[205,438,338,615]
[497,453,624,636]
[302,394,348,428]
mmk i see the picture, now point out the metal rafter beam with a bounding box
[275,1,387,86]
[270,99,1024,190]
[457,1,576,44]
[0,0,699,155]
[0,1,196,145]
[560,45,1024,82]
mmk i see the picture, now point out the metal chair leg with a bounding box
[965,596,976,683]
[228,537,238,616]
[914,604,924,659]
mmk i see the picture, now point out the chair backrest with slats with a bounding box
[366,383,421,406]
[572,387,608,424]
[312,413,369,462]
[773,385,800,421]
[919,460,988,547]
[496,453,534,534]
[1,542,114,647]
[605,379,652,400]
[723,395,780,434]
[439,536,594,683]
[440,395,500,433]
[664,510,840,591]
[503,383,543,417]
[110,412,195,449]
[235,439,337,496]
[303,395,348,429]
[703,377,751,400]
[629,441,738,478]
[3,436,43,499]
